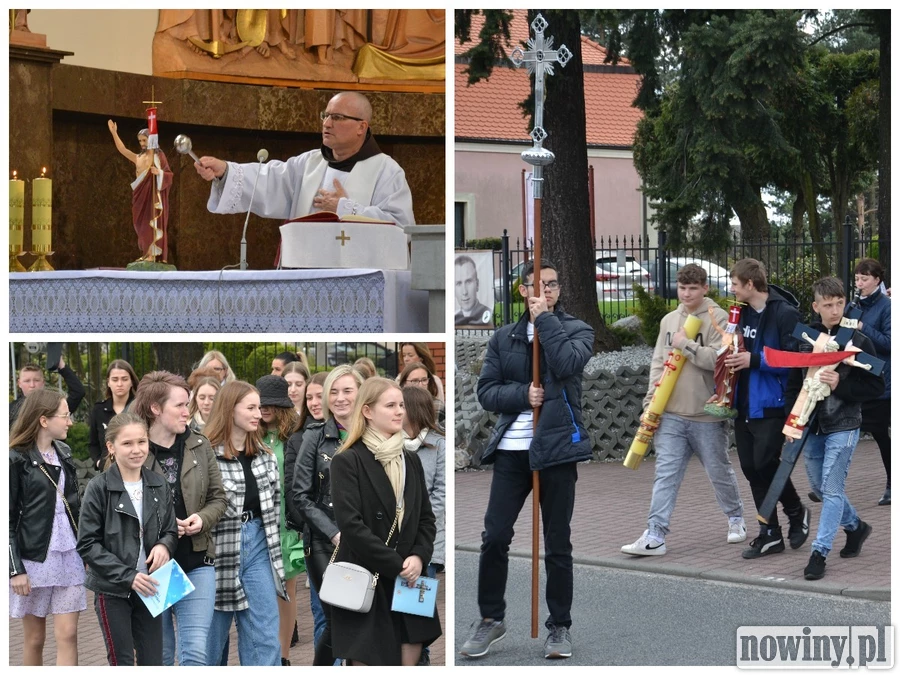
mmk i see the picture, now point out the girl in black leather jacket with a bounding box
[76,412,178,666]
[9,390,85,666]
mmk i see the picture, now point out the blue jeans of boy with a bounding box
[804,428,861,557]
[161,564,217,665]
[206,518,281,665]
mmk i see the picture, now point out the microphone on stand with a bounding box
[240,148,269,271]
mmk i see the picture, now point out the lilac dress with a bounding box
[9,449,86,618]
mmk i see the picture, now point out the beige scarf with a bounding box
[362,428,406,529]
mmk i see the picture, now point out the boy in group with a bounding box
[785,277,884,580]
[461,259,594,660]
[622,264,746,556]
[9,354,85,429]
[726,258,809,559]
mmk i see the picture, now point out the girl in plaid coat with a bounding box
[203,381,287,666]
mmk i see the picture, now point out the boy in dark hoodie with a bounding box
[727,258,809,559]
[785,277,884,580]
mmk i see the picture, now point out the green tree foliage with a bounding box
[598,10,884,272]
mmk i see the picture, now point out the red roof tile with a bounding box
[455,10,642,147]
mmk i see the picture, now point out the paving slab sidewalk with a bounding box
[456,439,890,600]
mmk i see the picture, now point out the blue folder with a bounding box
[137,559,196,618]
[391,575,438,617]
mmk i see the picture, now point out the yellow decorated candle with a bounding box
[32,168,52,251]
[9,171,24,249]
[623,313,702,470]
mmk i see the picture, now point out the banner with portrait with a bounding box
[454,251,494,328]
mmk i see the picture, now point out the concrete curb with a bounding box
[455,545,890,603]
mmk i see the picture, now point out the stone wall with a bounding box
[455,337,736,469]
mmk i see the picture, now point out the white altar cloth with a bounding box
[10,269,427,333]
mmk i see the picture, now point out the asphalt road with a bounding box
[453,551,891,667]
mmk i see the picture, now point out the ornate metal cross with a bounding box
[510,13,572,199]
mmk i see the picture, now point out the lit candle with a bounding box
[9,170,24,249]
[32,167,52,251]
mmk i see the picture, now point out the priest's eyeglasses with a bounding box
[320,111,364,123]
[522,280,560,290]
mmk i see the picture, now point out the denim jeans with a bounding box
[478,450,577,629]
[804,428,861,557]
[309,578,327,648]
[647,414,743,539]
[161,564,216,665]
[206,518,281,666]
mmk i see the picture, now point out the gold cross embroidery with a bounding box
[335,230,351,246]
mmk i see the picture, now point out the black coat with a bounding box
[284,417,326,534]
[785,325,885,435]
[76,463,178,598]
[87,395,135,468]
[291,418,339,545]
[477,307,594,470]
[329,441,441,666]
[9,441,81,577]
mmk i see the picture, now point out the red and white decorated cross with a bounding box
[143,86,162,151]
[145,107,159,150]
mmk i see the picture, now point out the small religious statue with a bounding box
[704,304,745,418]
[108,119,173,264]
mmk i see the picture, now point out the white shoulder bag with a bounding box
[319,459,405,613]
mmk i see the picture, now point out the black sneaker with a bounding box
[787,507,810,549]
[804,550,827,580]
[742,528,785,559]
[808,491,821,503]
[839,520,872,558]
[878,484,891,506]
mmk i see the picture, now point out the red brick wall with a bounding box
[428,342,446,384]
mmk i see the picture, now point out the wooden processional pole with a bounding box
[510,14,571,639]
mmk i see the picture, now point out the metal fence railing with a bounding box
[465,221,885,327]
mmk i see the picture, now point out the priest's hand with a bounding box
[195,157,227,181]
[313,178,348,212]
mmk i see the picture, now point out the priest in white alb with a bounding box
[194,91,415,225]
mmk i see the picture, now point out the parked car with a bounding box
[493,255,655,303]
[647,257,731,298]
[595,252,654,301]
[493,261,526,302]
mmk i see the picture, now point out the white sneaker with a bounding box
[727,519,747,543]
[621,531,666,556]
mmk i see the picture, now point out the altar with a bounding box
[9,269,428,333]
